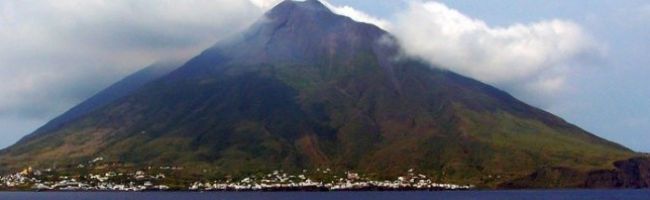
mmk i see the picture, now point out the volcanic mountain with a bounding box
[0,0,640,187]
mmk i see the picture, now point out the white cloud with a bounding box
[249,0,390,29]
[0,0,268,119]
[321,1,390,29]
[390,1,601,103]
[249,0,284,10]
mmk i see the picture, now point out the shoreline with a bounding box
[2,188,650,192]
[0,185,475,192]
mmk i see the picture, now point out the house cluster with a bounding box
[1,163,473,191]
[1,167,171,191]
[187,169,474,191]
[1,172,36,188]
[30,178,171,191]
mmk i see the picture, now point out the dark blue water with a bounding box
[0,190,649,200]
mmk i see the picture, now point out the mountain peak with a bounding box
[293,0,329,10]
[267,0,333,18]
[201,0,388,67]
[281,0,329,10]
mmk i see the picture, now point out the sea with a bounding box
[0,190,649,200]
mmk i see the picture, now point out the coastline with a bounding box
[1,166,474,192]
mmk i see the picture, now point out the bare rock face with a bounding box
[501,157,650,189]
[498,167,586,188]
[585,157,650,188]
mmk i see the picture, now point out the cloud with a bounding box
[0,0,268,119]
[0,0,388,118]
[249,0,391,29]
[0,0,391,147]
[246,0,604,106]
[321,1,390,29]
[249,0,283,10]
[389,1,601,105]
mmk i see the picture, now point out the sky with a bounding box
[0,0,648,152]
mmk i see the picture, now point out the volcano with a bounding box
[0,0,639,188]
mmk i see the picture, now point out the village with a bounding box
[0,158,474,191]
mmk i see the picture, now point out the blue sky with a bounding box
[0,0,648,152]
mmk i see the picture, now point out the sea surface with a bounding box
[0,190,649,200]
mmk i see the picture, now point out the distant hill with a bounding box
[0,0,640,188]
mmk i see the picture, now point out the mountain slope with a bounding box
[16,61,180,143]
[0,0,635,186]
